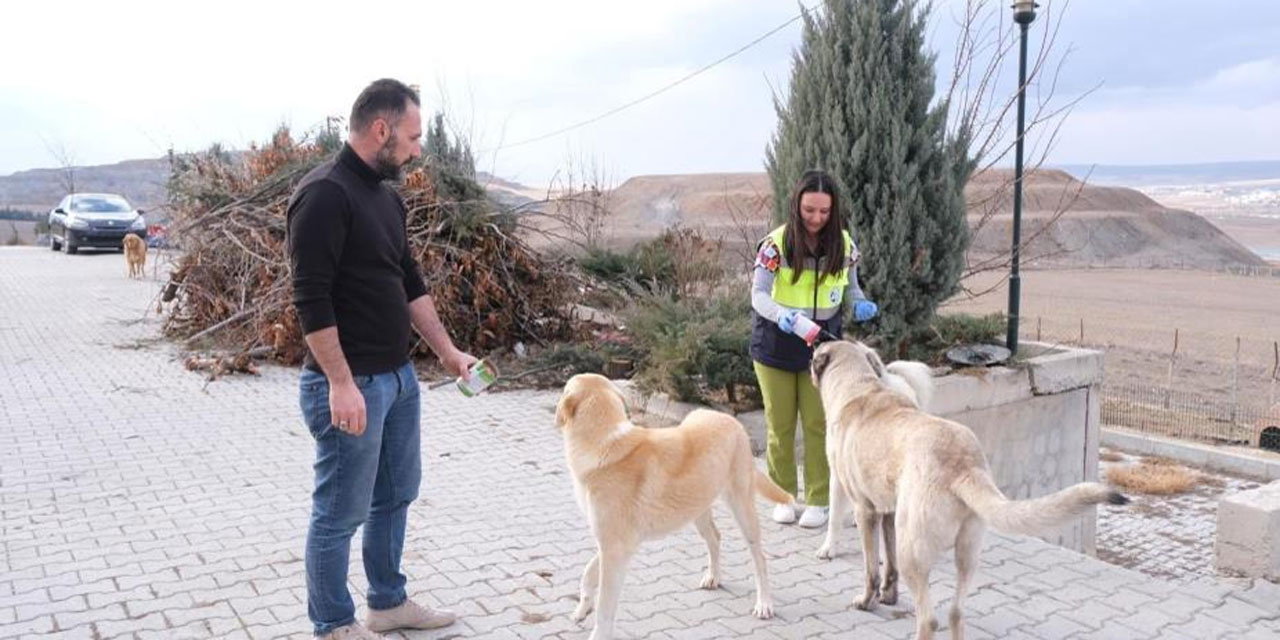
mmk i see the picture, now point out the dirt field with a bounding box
[945,268,1280,427]
[2,220,39,245]
[1204,214,1280,262]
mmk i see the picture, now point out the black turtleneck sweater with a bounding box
[287,144,429,375]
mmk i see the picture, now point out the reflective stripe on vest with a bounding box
[766,225,851,314]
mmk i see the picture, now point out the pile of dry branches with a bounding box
[161,127,576,374]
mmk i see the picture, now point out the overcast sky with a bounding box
[3,0,1278,186]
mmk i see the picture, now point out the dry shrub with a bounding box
[578,226,723,298]
[162,125,576,367]
[1099,449,1126,463]
[1105,458,1200,495]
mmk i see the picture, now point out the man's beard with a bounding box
[373,138,407,180]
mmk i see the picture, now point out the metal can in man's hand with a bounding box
[457,359,498,397]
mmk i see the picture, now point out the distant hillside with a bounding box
[964,169,1266,269]
[0,158,540,218]
[539,169,1267,271]
[475,171,543,209]
[1054,160,1280,187]
[0,157,169,214]
[4,155,1267,269]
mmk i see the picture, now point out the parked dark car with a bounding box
[48,193,147,254]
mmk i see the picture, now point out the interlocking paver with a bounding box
[0,617,53,638]
[1,246,1278,639]
[54,602,128,632]
[96,611,170,638]
[1097,449,1266,585]
[1179,611,1253,639]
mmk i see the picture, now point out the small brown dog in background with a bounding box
[123,233,146,278]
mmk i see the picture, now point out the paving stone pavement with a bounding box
[1095,450,1265,584]
[2,246,1278,640]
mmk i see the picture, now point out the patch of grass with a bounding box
[577,227,722,299]
[1105,458,1201,495]
[579,247,644,282]
[578,244,674,294]
[504,340,641,389]
[899,312,1006,364]
[621,283,757,408]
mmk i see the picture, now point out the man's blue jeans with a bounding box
[300,361,421,635]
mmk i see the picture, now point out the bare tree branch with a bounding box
[939,0,1092,301]
[40,134,78,194]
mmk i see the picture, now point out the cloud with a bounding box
[2,0,1277,181]
[0,0,792,179]
[1201,57,1280,105]
[1043,56,1280,164]
[1053,101,1280,165]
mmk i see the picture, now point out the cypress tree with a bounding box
[766,0,974,351]
[422,112,501,237]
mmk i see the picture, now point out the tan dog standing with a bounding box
[123,233,146,278]
[810,341,1127,640]
[817,355,932,563]
[556,373,791,640]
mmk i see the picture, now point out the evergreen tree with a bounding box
[424,112,476,179]
[421,112,505,237]
[766,0,974,351]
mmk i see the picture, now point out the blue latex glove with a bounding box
[778,309,799,333]
[854,299,879,323]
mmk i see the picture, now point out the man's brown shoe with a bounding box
[365,599,457,632]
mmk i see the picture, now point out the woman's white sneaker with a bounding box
[771,503,798,524]
[798,505,829,528]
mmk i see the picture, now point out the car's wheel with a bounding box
[50,236,61,251]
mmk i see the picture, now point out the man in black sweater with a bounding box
[288,78,475,640]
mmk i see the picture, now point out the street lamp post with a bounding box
[1006,0,1038,355]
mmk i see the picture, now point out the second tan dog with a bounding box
[556,373,792,640]
[123,233,146,278]
[810,341,1127,640]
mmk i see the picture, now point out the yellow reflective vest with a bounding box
[765,225,852,319]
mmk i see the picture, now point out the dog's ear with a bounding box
[864,348,887,379]
[811,346,833,381]
[555,390,580,430]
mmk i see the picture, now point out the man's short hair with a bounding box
[350,79,420,132]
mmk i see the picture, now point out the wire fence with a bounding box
[1018,314,1280,448]
[1020,260,1280,278]
[1102,384,1272,445]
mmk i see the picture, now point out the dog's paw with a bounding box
[571,600,593,622]
[753,599,775,619]
[880,572,898,605]
[853,591,878,611]
[815,541,837,560]
[698,572,720,590]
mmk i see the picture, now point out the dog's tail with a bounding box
[884,360,934,411]
[952,471,1127,535]
[753,469,794,504]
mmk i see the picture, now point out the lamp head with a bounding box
[1012,0,1038,24]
